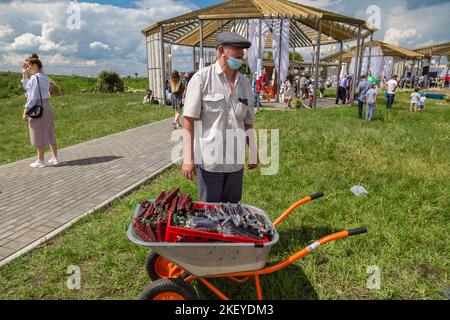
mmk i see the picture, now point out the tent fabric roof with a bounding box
[142,0,373,48]
[321,40,424,63]
[414,42,450,57]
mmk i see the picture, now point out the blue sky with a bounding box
[0,0,448,76]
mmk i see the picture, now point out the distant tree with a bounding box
[134,72,138,78]
[289,51,304,62]
[264,50,304,62]
[95,70,124,93]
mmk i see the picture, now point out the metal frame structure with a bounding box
[142,0,373,106]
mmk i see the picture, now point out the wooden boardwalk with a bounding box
[0,118,181,267]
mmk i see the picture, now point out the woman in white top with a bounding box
[283,74,295,109]
[21,53,58,168]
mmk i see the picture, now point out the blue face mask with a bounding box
[226,56,243,70]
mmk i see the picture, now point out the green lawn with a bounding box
[0,92,449,300]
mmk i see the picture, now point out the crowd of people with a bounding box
[142,65,444,126]
[250,70,331,110]
[397,75,450,89]
[353,72,431,122]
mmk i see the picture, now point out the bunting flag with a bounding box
[271,19,290,83]
[248,19,270,76]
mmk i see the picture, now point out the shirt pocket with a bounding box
[234,101,248,120]
[203,93,225,113]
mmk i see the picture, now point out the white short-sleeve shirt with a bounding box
[386,79,398,94]
[183,61,255,173]
[21,73,49,109]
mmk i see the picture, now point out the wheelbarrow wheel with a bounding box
[140,278,198,300]
[145,251,185,280]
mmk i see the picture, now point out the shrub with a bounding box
[95,70,124,93]
[293,98,304,109]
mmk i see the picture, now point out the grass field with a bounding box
[0,75,174,165]
[0,91,448,300]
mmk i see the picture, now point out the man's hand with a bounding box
[247,155,259,170]
[182,163,196,180]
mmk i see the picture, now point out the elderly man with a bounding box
[182,32,258,203]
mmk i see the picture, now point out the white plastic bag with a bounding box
[350,185,368,197]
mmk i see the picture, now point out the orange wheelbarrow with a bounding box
[128,192,367,300]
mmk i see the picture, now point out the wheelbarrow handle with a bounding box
[272,191,324,227]
[208,226,368,278]
[310,192,324,200]
[347,227,368,236]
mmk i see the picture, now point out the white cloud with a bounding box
[89,41,111,51]
[0,0,194,75]
[380,0,450,48]
[383,28,419,46]
[0,24,14,38]
[5,31,78,52]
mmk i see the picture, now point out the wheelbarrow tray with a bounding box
[127,201,279,277]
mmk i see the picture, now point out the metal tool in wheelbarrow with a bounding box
[132,188,275,243]
[128,191,369,300]
[183,203,275,240]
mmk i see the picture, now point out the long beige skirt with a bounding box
[28,99,57,147]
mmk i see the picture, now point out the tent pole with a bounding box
[199,19,204,69]
[160,25,166,104]
[145,32,149,91]
[410,59,416,87]
[246,19,250,74]
[358,36,365,79]
[401,60,406,79]
[337,41,343,78]
[313,18,322,109]
[311,45,315,76]
[276,19,283,103]
[351,25,362,105]
[193,46,196,71]
[336,41,343,98]
[292,46,295,72]
[258,18,262,77]
[367,33,373,75]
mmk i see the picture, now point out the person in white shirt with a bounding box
[307,80,315,108]
[365,84,378,121]
[385,75,398,109]
[21,53,58,168]
[410,88,421,112]
[282,74,296,109]
[182,32,257,203]
[418,96,427,112]
[143,89,158,104]
[335,75,347,105]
